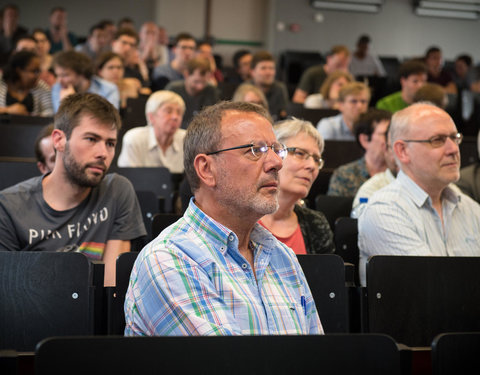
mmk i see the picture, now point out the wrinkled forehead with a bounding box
[220,110,274,143]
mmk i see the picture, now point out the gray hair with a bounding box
[232,83,269,110]
[145,90,186,125]
[184,101,272,192]
[273,117,324,154]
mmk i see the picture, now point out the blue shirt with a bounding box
[316,113,355,141]
[124,199,323,336]
[358,171,480,285]
[52,76,120,112]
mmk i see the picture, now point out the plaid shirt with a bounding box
[124,199,323,336]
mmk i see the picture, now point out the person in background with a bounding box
[250,50,288,120]
[225,49,252,84]
[0,4,28,66]
[138,21,168,74]
[124,101,322,336]
[304,71,354,109]
[413,82,448,109]
[96,51,150,108]
[259,118,334,255]
[376,60,427,113]
[98,19,116,46]
[45,7,77,53]
[52,50,119,112]
[0,50,53,116]
[32,29,55,87]
[117,17,135,31]
[317,81,370,141]
[14,35,36,52]
[196,40,224,85]
[453,54,476,91]
[75,23,109,61]
[117,90,186,173]
[232,83,268,109]
[34,123,55,174]
[424,46,456,94]
[349,34,386,78]
[327,109,390,197]
[293,45,351,104]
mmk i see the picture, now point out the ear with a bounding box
[37,161,47,175]
[358,133,370,149]
[51,129,66,153]
[146,112,154,125]
[193,154,217,188]
[393,140,410,164]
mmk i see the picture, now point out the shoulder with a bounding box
[295,205,327,222]
[0,176,43,205]
[303,65,324,77]
[334,157,365,175]
[100,173,136,194]
[123,126,150,140]
[165,80,184,91]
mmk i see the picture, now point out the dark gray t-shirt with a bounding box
[0,173,146,260]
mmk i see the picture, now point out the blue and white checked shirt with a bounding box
[124,199,323,336]
[358,171,480,285]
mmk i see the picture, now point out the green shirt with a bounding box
[376,91,407,113]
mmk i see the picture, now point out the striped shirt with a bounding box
[0,79,53,117]
[124,199,323,336]
[358,171,480,285]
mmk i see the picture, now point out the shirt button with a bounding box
[228,235,234,242]
[220,246,226,251]
[241,263,248,270]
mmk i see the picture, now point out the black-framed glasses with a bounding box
[286,147,324,169]
[402,133,463,148]
[206,141,287,160]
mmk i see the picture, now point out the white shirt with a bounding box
[351,168,396,218]
[117,125,186,173]
[349,54,386,77]
[358,171,480,286]
[316,113,355,141]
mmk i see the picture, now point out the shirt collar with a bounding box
[147,126,182,152]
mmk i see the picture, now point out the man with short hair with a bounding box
[349,34,386,78]
[34,123,56,174]
[152,32,196,90]
[52,50,119,112]
[226,49,252,84]
[165,56,219,129]
[317,81,370,141]
[292,45,351,104]
[358,103,480,286]
[124,101,322,336]
[0,4,28,64]
[327,109,390,197]
[425,46,456,94]
[376,60,427,113]
[0,93,146,286]
[45,7,77,53]
[138,21,168,71]
[250,51,288,120]
[111,28,148,85]
[75,23,108,60]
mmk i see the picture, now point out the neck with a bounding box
[401,90,413,105]
[365,151,387,176]
[156,133,174,152]
[171,59,184,73]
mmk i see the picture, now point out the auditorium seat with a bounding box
[35,334,401,375]
[286,102,339,124]
[334,217,359,285]
[0,161,41,190]
[432,332,480,375]
[315,195,354,230]
[151,213,182,238]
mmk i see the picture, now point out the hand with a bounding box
[5,103,29,115]
[59,85,76,101]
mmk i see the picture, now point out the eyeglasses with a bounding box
[206,141,287,160]
[286,147,324,169]
[402,133,463,148]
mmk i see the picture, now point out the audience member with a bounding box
[292,45,350,104]
[349,34,386,78]
[376,59,427,113]
[0,4,28,65]
[304,71,354,109]
[52,50,120,112]
[117,17,135,31]
[0,93,146,286]
[453,54,476,91]
[152,32,196,90]
[232,83,268,109]
[165,56,219,129]
[358,103,479,286]
[98,19,116,46]
[351,121,397,217]
[45,7,77,53]
[412,82,448,108]
[249,50,288,120]
[424,46,456,94]
[138,21,168,73]
[0,50,53,116]
[317,81,370,141]
[124,101,322,336]
[225,49,252,84]
[111,28,149,86]
[96,51,150,108]
[328,109,390,197]
[34,123,55,174]
[14,35,36,52]
[75,23,108,61]
[259,118,334,255]
[196,40,224,84]
[117,90,186,173]
[32,29,55,87]
[457,130,480,202]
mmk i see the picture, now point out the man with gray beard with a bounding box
[124,101,323,336]
[0,93,146,286]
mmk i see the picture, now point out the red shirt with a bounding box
[258,221,307,255]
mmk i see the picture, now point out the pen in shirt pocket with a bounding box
[301,296,307,316]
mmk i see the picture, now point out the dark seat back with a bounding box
[36,334,401,375]
[365,256,480,347]
[297,254,349,333]
[0,161,41,190]
[334,217,359,285]
[151,213,182,239]
[286,102,339,124]
[0,252,103,351]
[315,195,354,230]
[432,332,480,375]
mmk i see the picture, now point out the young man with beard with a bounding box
[124,101,322,336]
[0,93,146,286]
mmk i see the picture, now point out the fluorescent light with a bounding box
[310,0,380,13]
[415,7,478,19]
[419,0,480,11]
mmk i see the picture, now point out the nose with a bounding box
[95,142,109,160]
[444,136,460,156]
[264,147,283,172]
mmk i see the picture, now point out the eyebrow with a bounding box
[83,132,117,142]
